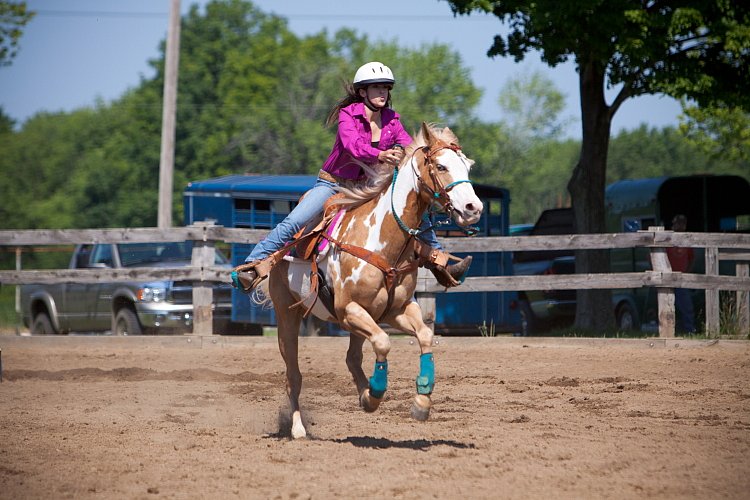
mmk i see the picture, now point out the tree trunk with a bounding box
[567,59,614,332]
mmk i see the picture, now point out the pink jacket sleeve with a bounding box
[337,106,381,164]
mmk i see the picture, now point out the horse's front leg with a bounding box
[346,334,369,397]
[385,300,435,421]
[340,302,391,413]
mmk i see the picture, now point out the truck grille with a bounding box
[170,281,232,305]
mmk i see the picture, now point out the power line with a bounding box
[35,10,167,19]
[34,10,493,22]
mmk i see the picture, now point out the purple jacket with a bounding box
[322,102,413,180]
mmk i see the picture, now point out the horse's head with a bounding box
[413,122,483,227]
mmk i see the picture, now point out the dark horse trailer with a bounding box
[607,174,750,331]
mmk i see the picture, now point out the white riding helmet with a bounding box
[353,61,395,89]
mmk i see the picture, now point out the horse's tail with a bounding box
[250,280,273,309]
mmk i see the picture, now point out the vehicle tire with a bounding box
[31,311,56,335]
[616,302,639,332]
[113,308,143,336]
[519,301,537,336]
[224,322,263,336]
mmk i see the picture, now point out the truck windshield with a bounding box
[118,242,228,267]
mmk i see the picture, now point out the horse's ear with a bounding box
[421,122,434,145]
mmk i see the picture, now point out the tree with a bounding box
[0,0,482,229]
[498,69,570,142]
[680,105,750,163]
[446,0,750,331]
[0,0,34,66]
[0,105,13,133]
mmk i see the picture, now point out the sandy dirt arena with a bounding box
[0,334,748,499]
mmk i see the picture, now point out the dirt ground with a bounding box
[0,334,748,500]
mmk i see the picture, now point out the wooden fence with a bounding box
[1,223,749,337]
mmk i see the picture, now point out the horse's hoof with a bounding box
[291,411,307,439]
[360,389,382,413]
[291,426,307,439]
[411,394,431,421]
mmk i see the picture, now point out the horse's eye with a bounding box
[437,164,448,172]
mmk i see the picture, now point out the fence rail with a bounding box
[1,224,749,337]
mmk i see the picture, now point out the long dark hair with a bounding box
[325,81,392,127]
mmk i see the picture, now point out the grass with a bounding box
[0,285,21,332]
[525,325,712,339]
[719,291,750,339]
[477,320,496,337]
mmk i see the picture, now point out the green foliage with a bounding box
[498,69,570,140]
[1,0,748,234]
[0,284,19,330]
[680,104,750,163]
[0,0,34,66]
[0,0,484,230]
[447,1,750,110]
[0,106,14,132]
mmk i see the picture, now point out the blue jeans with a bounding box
[245,177,442,262]
[246,178,337,262]
[674,288,695,333]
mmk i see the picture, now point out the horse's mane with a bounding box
[336,123,459,208]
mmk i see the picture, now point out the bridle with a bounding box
[390,142,477,237]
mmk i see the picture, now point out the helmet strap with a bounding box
[359,87,388,112]
[364,98,381,112]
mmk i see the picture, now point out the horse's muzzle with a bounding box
[453,201,483,227]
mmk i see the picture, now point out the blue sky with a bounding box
[0,0,683,137]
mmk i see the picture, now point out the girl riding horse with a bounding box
[232,62,472,293]
[261,122,483,438]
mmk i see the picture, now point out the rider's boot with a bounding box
[430,255,473,288]
[231,259,272,293]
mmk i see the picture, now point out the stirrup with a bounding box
[231,260,270,293]
[430,254,472,288]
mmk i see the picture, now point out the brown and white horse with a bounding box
[261,123,483,438]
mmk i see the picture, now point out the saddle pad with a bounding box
[283,208,345,266]
[317,208,346,254]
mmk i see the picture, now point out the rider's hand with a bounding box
[378,148,404,166]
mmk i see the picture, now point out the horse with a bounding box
[259,122,483,439]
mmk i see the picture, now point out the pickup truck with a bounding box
[513,208,577,334]
[513,207,642,334]
[20,241,256,335]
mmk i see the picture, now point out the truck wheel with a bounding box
[32,311,56,335]
[616,302,639,332]
[224,322,263,336]
[113,308,143,336]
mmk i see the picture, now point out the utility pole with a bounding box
[158,0,181,228]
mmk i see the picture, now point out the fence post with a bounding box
[705,247,720,336]
[191,222,216,335]
[416,268,436,335]
[15,247,21,331]
[649,226,675,338]
[736,262,749,335]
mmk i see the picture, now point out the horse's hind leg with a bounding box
[269,265,307,439]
